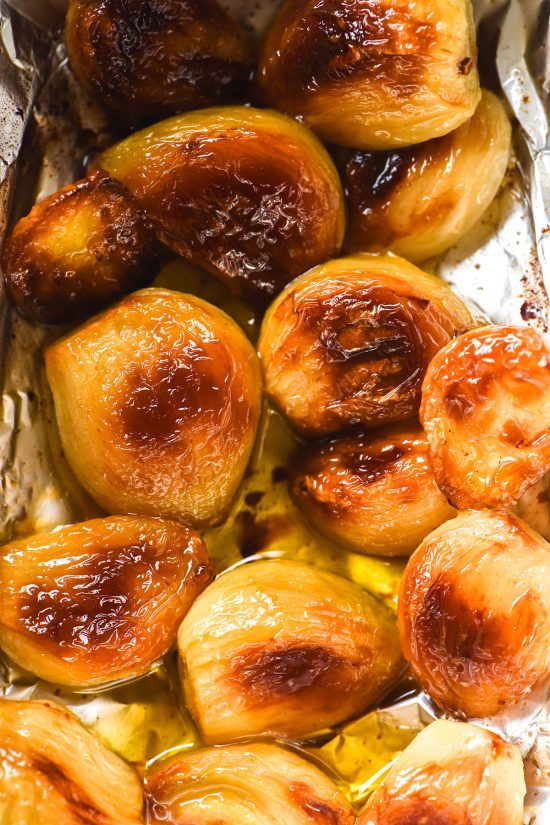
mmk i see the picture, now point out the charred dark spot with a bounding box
[236,511,293,558]
[31,757,106,824]
[272,466,290,484]
[346,148,413,204]
[458,56,473,75]
[245,491,265,508]
[289,782,349,824]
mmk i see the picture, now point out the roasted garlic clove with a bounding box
[346,90,511,262]
[398,509,550,717]
[0,699,143,824]
[97,107,345,302]
[66,0,251,119]
[0,516,212,687]
[1,171,159,325]
[257,0,480,149]
[420,324,550,509]
[145,743,355,824]
[178,559,404,743]
[358,719,525,825]
[259,255,475,438]
[290,424,456,557]
[45,289,261,527]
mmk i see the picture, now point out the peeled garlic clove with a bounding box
[346,90,511,262]
[258,0,480,149]
[45,288,261,527]
[0,516,212,687]
[97,107,345,302]
[358,719,525,825]
[420,324,550,509]
[66,0,251,119]
[145,743,355,824]
[290,424,456,557]
[398,509,550,718]
[0,699,143,825]
[259,254,475,438]
[1,171,159,325]
[178,559,404,743]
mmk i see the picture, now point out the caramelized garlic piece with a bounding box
[0,700,143,824]
[421,324,550,509]
[398,509,550,717]
[97,106,345,302]
[0,516,212,687]
[346,90,512,262]
[66,0,251,118]
[290,424,456,557]
[358,719,525,825]
[46,289,261,527]
[258,0,480,149]
[259,254,475,437]
[178,559,404,743]
[1,171,159,325]
[145,743,355,824]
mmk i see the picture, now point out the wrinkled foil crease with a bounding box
[0,0,548,821]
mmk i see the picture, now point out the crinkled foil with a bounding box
[0,0,549,820]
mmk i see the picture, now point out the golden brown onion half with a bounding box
[0,516,212,687]
[97,106,345,302]
[258,0,480,149]
[259,255,475,438]
[66,0,251,119]
[346,90,511,262]
[358,719,525,825]
[290,424,456,557]
[398,509,550,718]
[145,743,355,824]
[178,559,404,743]
[0,700,143,825]
[45,289,261,527]
[1,171,159,325]
[420,324,550,509]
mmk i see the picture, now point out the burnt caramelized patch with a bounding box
[372,792,469,825]
[228,644,351,701]
[443,375,494,420]
[32,757,105,824]
[346,148,413,204]
[289,781,349,824]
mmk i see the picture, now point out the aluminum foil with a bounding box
[0,0,549,821]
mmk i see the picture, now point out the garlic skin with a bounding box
[45,289,262,527]
[258,0,480,149]
[346,90,511,262]
[398,509,550,718]
[145,743,355,824]
[290,424,456,557]
[259,254,475,438]
[66,0,251,118]
[97,107,345,302]
[1,171,159,325]
[178,559,404,743]
[0,700,143,825]
[0,516,212,687]
[358,719,525,825]
[420,324,550,509]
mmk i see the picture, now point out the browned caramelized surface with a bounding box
[398,510,550,717]
[1,171,159,325]
[421,325,550,509]
[290,424,455,556]
[0,516,212,687]
[66,0,251,118]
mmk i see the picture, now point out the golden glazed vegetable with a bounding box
[97,107,345,302]
[66,0,251,118]
[178,559,404,743]
[259,255,475,437]
[45,289,261,527]
[145,743,355,824]
[1,171,159,325]
[358,719,525,825]
[258,0,480,149]
[421,324,550,509]
[0,516,212,687]
[398,509,550,718]
[290,424,456,557]
[0,700,143,825]
[346,90,511,261]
